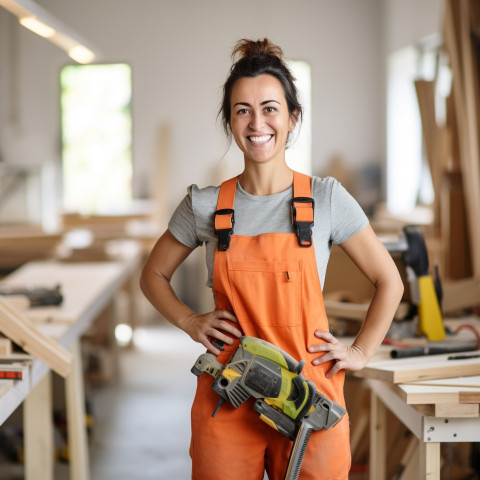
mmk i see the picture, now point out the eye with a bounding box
[264,106,277,113]
[236,108,249,115]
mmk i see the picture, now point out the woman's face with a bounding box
[229,74,296,167]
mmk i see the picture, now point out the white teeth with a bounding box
[249,135,272,143]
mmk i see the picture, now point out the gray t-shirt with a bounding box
[168,176,368,289]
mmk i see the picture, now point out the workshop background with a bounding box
[1,0,480,479]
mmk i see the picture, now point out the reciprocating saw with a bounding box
[191,336,347,480]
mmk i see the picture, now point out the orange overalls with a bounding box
[190,171,351,480]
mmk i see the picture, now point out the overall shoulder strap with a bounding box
[292,171,314,247]
[214,176,237,251]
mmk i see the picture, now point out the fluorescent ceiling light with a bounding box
[68,45,95,64]
[19,15,55,38]
[0,0,99,64]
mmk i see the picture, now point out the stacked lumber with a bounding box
[357,351,480,417]
[0,225,61,271]
[61,212,148,240]
[59,211,157,261]
[0,296,71,377]
[355,349,480,477]
[417,0,480,291]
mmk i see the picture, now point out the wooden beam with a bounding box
[403,375,480,388]
[393,383,480,404]
[434,402,479,417]
[65,340,91,480]
[414,80,443,236]
[357,351,480,384]
[24,372,54,480]
[419,442,441,480]
[0,334,12,355]
[369,391,387,480]
[414,402,480,417]
[444,0,480,276]
[0,297,71,377]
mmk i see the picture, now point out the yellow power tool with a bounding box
[191,336,346,480]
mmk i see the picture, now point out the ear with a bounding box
[288,109,300,132]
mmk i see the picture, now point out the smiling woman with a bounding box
[139,38,403,480]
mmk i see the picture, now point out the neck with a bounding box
[238,163,293,196]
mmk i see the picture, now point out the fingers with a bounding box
[308,330,348,376]
[191,310,242,355]
[325,361,343,378]
[308,330,341,358]
[211,310,242,339]
[308,330,368,377]
[214,309,238,323]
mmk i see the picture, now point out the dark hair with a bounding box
[219,38,303,136]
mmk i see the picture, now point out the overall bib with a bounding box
[190,172,351,480]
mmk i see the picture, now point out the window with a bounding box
[386,42,443,216]
[60,63,132,214]
[286,60,312,175]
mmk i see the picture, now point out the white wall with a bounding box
[1,0,383,219]
[0,0,444,222]
[383,0,444,54]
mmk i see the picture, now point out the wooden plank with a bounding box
[369,391,387,480]
[441,170,473,280]
[394,383,480,404]
[24,372,54,480]
[357,350,480,384]
[0,297,71,377]
[412,401,479,418]
[415,80,442,235]
[444,0,480,277]
[65,340,91,480]
[403,375,480,388]
[435,402,479,417]
[419,442,441,480]
[0,335,12,355]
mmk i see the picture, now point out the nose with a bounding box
[248,111,265,131]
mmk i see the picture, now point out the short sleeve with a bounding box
[330,180,369,244]
[168,186,202,249]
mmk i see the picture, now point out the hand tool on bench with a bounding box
[191,336,346,480]
[383,225,446,341]
[0,284,63,307]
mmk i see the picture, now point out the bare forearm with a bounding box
[140,271,194,332]
[352,278,404,361]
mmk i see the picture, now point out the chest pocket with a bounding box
[227,260,303,327]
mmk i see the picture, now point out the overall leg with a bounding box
[190,376,268,480]
[265,416,351,480]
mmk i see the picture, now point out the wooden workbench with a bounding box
[356,318,480,479]
[0,254,142,480]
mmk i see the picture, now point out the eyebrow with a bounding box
[233,100,281,108]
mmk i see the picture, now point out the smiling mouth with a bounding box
[248,134,273,145]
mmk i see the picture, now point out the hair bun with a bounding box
[232,38,284,62]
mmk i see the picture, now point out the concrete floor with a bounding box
[87,326,205,480]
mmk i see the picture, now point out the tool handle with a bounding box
[284,421,313,480]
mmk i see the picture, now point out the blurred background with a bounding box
[1,0,479,479]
